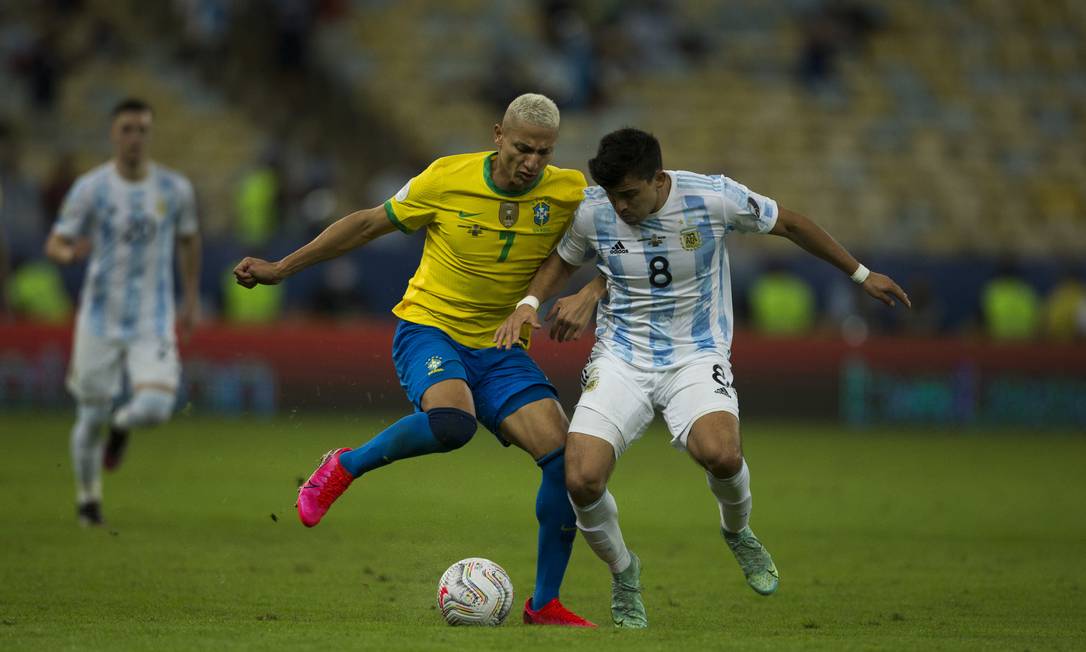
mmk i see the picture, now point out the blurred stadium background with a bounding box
[1,0,1083,425]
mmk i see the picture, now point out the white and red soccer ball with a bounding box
[437,557,514,626]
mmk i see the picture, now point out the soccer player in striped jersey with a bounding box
[234,94,600,626]
[45,98,202,527]
[495,128,910,627]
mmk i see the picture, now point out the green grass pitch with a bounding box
[1,411,1084,650]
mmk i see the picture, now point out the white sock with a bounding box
[569,489,631,574]
[71,404,110,504]
[706,459,752,534]
[112,389,174,430]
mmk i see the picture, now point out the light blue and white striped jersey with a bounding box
[52,162,198,341]
[557,170,778,370]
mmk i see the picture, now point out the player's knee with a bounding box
[565,463,607,506]
[427,407,477,451]
[703,448,743,479]
[116,390,175,429]
[77,403,112,427]
[135,390,174,425]
[72,403,111,449]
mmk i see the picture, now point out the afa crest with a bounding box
[680,228,703,251]
[580,364,600,392]
[532,201,550,226]
[426,355,445,376]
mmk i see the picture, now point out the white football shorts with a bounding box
[568,347,740,458]
[66,328,180,403]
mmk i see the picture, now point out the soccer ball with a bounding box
[437,557,514,626]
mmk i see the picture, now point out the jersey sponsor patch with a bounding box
[457,223,485,237]
[394,179,412,202]
[499,201,519,227]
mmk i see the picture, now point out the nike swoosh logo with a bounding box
[457,210,482,218]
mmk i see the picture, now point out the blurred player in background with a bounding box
[45,98,202,527]
[496,127,910,627]
[234,94,603,626]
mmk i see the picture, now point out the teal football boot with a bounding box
[723,526,779,596]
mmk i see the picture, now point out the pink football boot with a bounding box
[296,448,354,527]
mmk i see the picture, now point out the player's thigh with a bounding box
[685,410,742,473]
[392,320,475,416]
[499,396,568,459]
[471,344,562,455]
[657,355,740,452]
[420,379,474,413]
[126,337,180,394]
[66,328,123,403]
[568,353,655,459]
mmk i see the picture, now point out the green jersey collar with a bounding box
[484,153,544,197]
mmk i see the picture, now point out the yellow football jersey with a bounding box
[384,151,586,349]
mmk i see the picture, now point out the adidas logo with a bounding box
[609,240,629,255]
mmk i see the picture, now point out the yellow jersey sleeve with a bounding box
[383,160,444,233]
[386,152,587,349]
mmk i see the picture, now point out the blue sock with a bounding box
[532,447,576,611]
[338,410,472,477]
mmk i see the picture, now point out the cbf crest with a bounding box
[499,201,519,228]
[426,355,445,376]
[680,227,704,251]
[532,200,550,226]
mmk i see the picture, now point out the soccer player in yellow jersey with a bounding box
[234,94,600,626]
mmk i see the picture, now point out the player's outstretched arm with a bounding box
[770,207,911,308]
[493,251,582,350]
[547,273,606,342]
[233,205,396,288]
[43,232,91,266]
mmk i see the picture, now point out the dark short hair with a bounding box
[588,128,662,189]
[110,98,153,120]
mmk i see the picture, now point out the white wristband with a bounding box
[850,264,870,284]
[516,295,541,311]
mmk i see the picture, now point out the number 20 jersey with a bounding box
[556,170,779,371]
[384,151,585,349]
[52,162,198,342]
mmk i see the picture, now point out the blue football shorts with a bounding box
[390,320,558,444]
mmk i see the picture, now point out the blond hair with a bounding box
[503,93,560,130]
